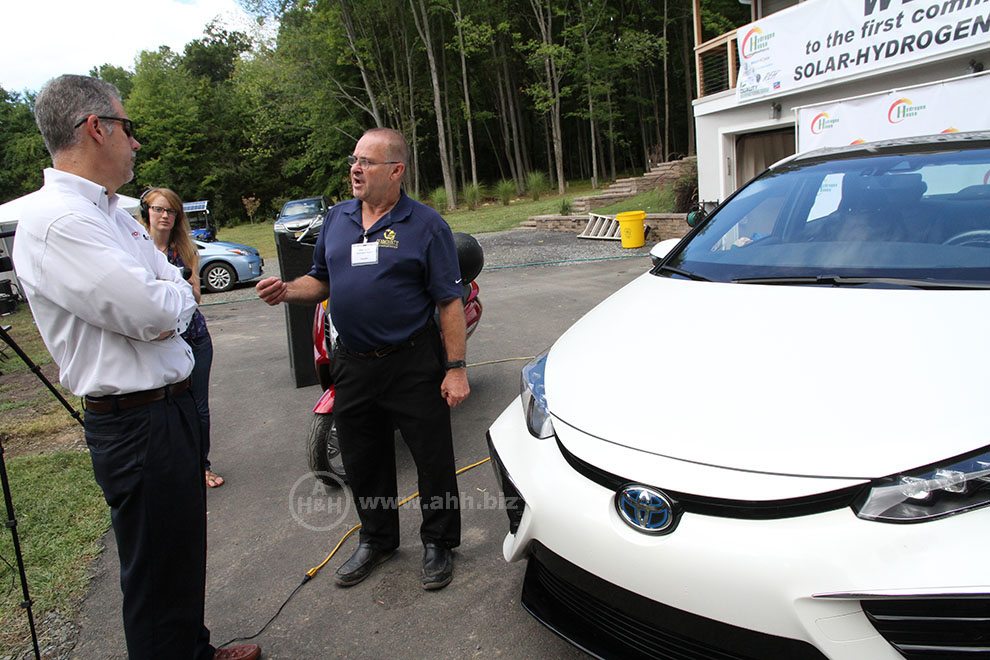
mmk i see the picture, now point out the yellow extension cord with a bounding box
[305,455,492,578]
[219,355,534,648]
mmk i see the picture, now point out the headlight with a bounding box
[854,448,990,522]
[520,349,554,439]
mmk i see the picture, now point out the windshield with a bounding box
[280,199,323,220]
[666,143,990,285]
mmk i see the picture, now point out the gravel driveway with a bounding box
[201,227,656,306]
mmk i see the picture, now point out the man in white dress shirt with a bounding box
[12,75,260,660]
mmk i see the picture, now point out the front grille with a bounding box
[862,598,990,659]
[556,436,864,519]
[522,542,826,660]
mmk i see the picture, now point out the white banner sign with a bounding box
[795,74,990,152]
[736,0,990,103]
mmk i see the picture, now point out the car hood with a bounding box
[277,215,322,230]
[546,274,990,479]
[201,240,259,255]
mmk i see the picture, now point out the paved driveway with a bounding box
[73,236,654,658]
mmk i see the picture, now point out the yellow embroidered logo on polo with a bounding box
[380,228,399,249]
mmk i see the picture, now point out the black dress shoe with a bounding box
[421,543,453,590]
[334,542,395,587]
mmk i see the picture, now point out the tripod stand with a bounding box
[0,324,82,660]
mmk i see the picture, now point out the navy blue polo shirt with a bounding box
[308,191,463,353]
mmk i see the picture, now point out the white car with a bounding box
[487,131,990,659]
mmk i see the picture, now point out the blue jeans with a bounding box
[185,330,214,470]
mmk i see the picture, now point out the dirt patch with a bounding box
[0,365,85,458]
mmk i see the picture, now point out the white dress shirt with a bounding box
[12,169,197,396]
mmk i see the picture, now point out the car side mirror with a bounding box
[650,238,681,266]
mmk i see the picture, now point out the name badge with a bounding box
[351,241,379,266]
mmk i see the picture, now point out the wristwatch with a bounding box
[444,360,467,370]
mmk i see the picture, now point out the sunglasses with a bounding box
[74,115,136,139]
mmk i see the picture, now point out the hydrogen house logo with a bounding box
[888,98,927,124]
[741,27,774,59]
[810,112,840,135]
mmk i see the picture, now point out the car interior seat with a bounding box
[825,173,919,243]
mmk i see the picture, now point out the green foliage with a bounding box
[0,0,707,215]
[429,186,448,210]
[0,88,47,203]
[462,183,483,210]
[495,179,515,206]
[559,197,572,215]
[526,171,548,201]
[89,64,135,99]
[0,452,109,652]
[673,158,698,213]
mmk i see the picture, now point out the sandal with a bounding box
[205,470,225,488]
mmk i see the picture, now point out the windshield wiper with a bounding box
[732,275,990,289]
[655,264,711,282]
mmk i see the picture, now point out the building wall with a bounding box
[693,51,987,206]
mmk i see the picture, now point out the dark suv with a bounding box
[274,196,330,238]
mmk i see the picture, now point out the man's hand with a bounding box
[256,277,288,305]
[441,368,469,407]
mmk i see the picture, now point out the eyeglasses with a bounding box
[347,155,399,168]
[74,115,136,139]
[149,205,177,217]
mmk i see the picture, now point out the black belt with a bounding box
[335,322,434,359]
[84,377,191,413]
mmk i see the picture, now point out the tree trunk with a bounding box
[606,86,616,182]
[501,44,526,192]
[454,0,478,188]
[410,0,455,210]
[529,0,566,195]
[491,45,519,186]
[339,0,383,127]
[662,0,670,161]
[682,14,696,156]
[403,23,420,196]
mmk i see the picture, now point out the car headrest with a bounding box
[955,184,990,200]
[841,173,927,211]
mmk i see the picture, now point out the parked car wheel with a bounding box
[202,262,235,293]
[308,412,346,486]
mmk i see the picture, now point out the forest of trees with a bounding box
[0,0,750,223]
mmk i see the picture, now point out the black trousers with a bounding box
[84,390,213,659]
[332,325,461,551]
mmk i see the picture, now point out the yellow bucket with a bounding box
[615,210,646,249]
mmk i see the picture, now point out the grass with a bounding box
[1,305,53,376]
[219,180,600,257]
[0,451,109,655]
[593,185,677,215]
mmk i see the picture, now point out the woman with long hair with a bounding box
[140,187,224,488]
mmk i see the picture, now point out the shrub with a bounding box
[495,179,515,206]
[526,171,548,201]
[463,183,483,210]
[559,198,573,215]
[429,186,448,211]
[672,158,698,213]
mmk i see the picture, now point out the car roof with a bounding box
[772,130,990,171]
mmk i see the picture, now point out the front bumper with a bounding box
[487,398,990,660]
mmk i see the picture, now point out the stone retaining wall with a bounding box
[526,213,690,242]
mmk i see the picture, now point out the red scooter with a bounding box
[308,233,484,485]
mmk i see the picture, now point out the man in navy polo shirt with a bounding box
[256,127,468,590]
